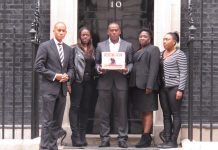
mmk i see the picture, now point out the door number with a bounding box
[111,1,122,8]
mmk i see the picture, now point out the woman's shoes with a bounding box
[159,130,166,143]
[71,134,83,147]
[59,130,67,145]
[80,133,88,146]
[157,141,178,149]
[71,134,88,147]
[135,133,152,148]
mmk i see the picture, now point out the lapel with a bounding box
[76,45,85,61]
[50,39,63,67]
[118,39,126,52]
[137,44,151,61]
[104,40,110,52]
[62,43,68,67]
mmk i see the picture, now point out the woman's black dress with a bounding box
[130,49,158,112]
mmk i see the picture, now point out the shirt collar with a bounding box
[109,37,121,45]
[53,38,63,45]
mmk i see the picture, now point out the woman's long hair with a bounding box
[77,26,94,57]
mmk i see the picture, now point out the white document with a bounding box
[101,52,125,70]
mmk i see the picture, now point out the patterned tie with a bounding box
[58,43,64,66]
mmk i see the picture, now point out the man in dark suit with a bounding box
[95,22,133,148]
[34,22,73,150]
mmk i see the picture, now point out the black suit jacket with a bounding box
[34,39,74,96]
[129,44,160,90]
[95,39,133,90]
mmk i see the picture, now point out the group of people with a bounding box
[34,21,187,150]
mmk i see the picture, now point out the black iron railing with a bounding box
[187,0,196,141]
[0,0,40,139]
[29,0,40,139]
[187,0,218,142]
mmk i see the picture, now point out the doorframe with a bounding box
[50,0,181,142]
[153,0,181,144]
[154,0,181,51]
[50,0,181,48]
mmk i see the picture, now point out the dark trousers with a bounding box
[69,80,92,137]
[159,86,182,142]
[40,92,66,150]
[96,84,128,142]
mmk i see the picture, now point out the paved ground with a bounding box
[60,146,160,150]
[1,136,218,150]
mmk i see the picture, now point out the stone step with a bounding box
[62,134,153,146]
[60,134,182,150]
[60,146,159,150]
[0,135,183,150]
[3,136,218,150]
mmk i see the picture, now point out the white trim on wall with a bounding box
[154,0,181,51]
[50,0,78,45]
[153,0,181,143]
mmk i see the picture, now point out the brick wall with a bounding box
[181,0,218,124]
[0,0,50,125]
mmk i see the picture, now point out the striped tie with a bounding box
[58,43,64,66]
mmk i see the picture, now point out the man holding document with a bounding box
[95,22,133,148]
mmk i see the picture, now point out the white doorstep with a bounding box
[0,137,40,150]
[182,139,218,150]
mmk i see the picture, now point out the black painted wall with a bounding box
[0,0,50,125]
[181,0,218,124]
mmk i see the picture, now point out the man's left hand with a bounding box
[59,73,69,82]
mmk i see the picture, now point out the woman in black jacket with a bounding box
[129,28,160,148]
[68,27,95,147]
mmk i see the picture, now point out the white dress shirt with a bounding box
[109,37,121,52]
[54,38,64,53]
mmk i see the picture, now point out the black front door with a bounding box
[78,0,154,133]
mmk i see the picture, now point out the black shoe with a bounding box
[159,130,166,143]
[135,133,152,148]
[81,140,88,147]
[157,141,177,149]
[118,141,128,148]
[72,140,83,147]
[80,133,88,146]
[99,141,110,147]
[58,129,67,145]
[71,134,83,147]
[82,141,88,147]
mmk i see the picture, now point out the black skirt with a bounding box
[131,87,158,112]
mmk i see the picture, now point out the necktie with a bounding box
[58,43,64,66]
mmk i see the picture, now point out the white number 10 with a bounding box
[111,1,122,8]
